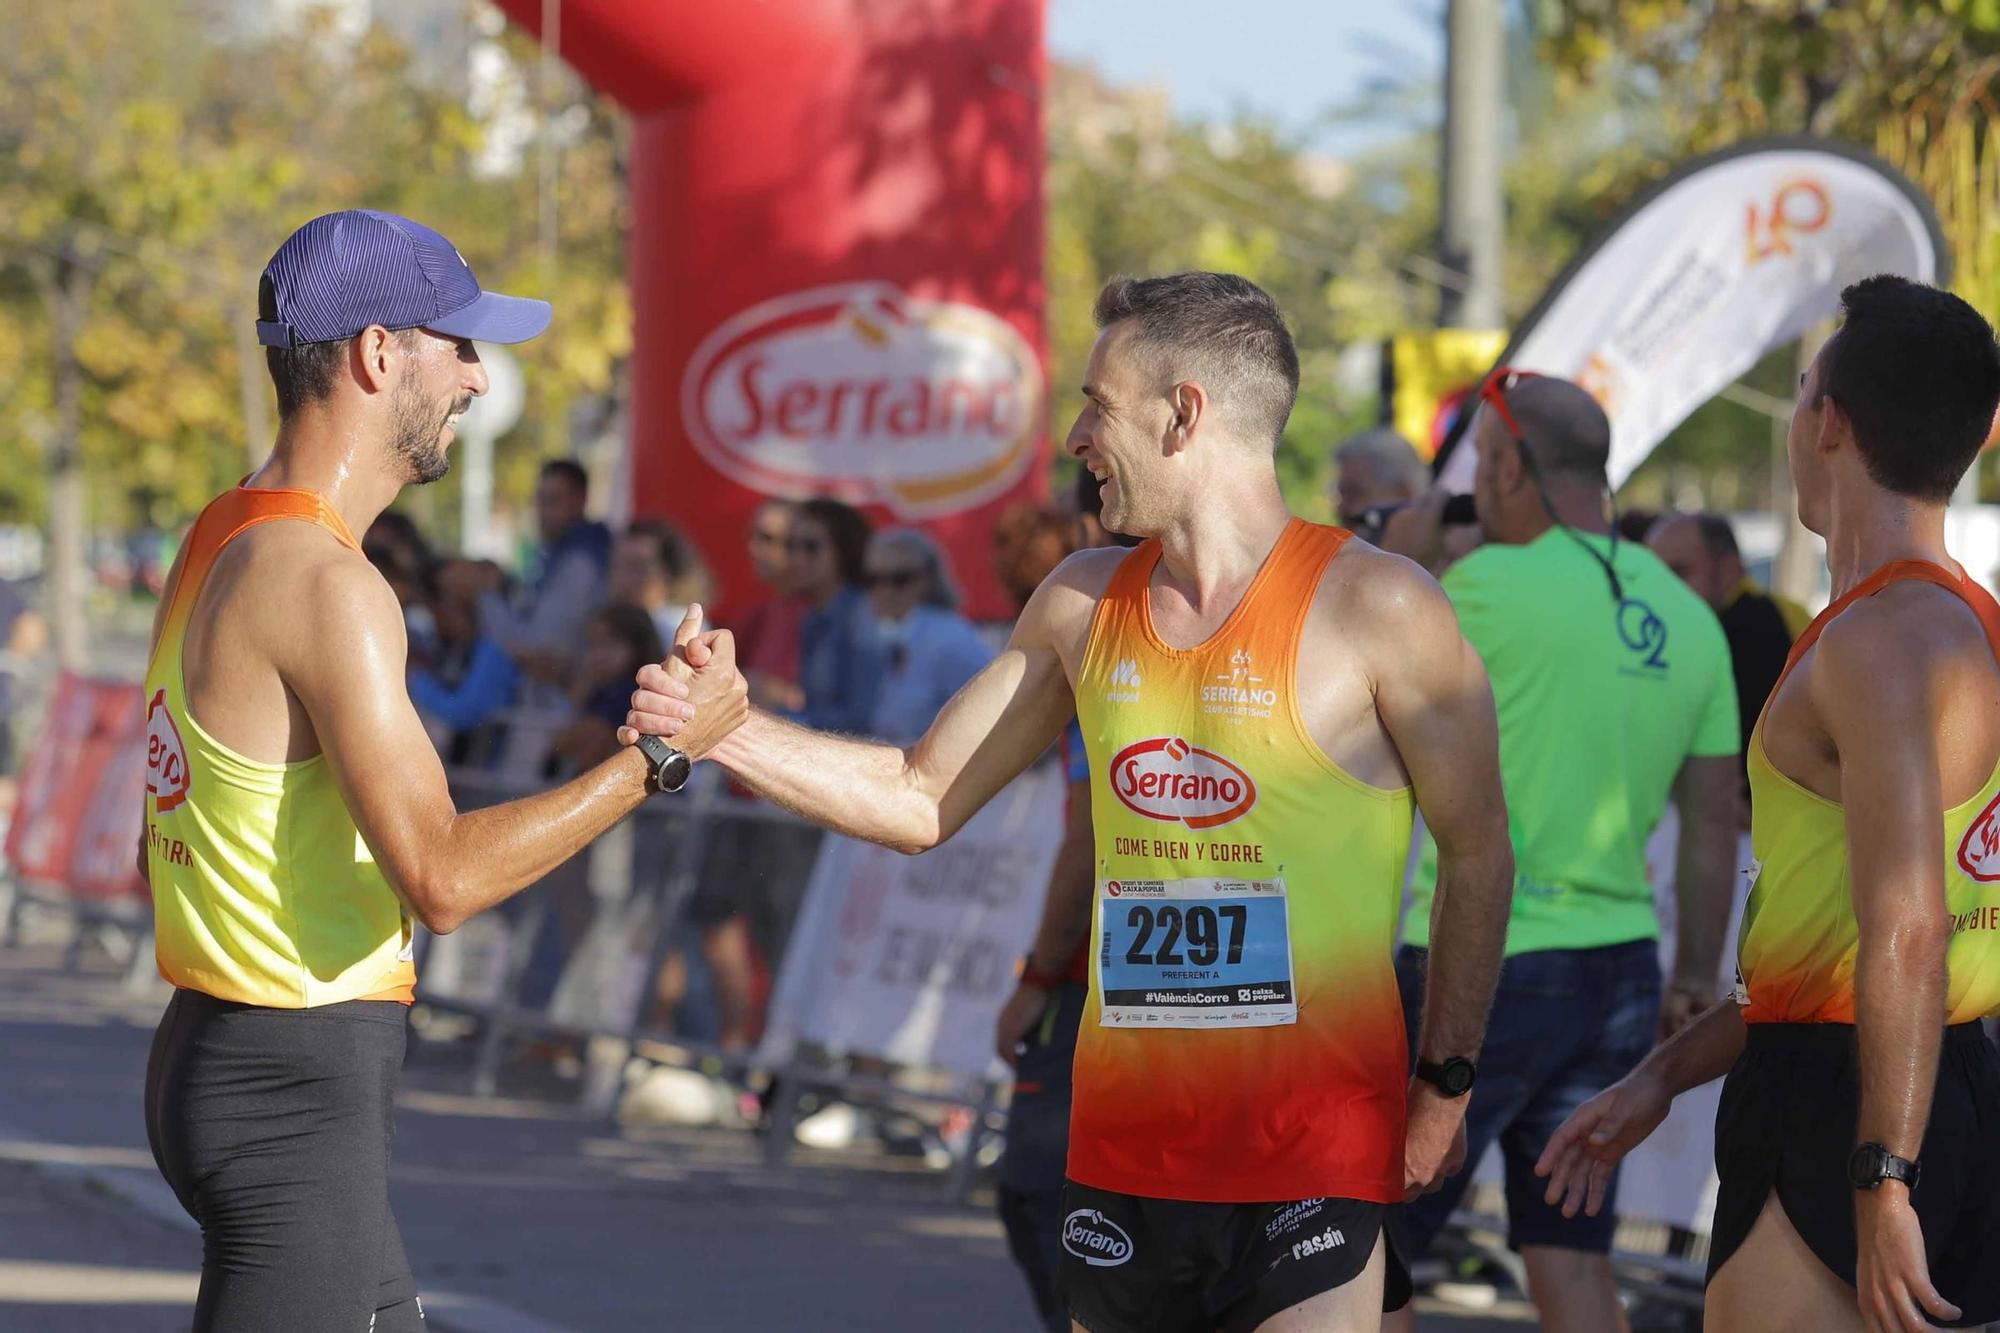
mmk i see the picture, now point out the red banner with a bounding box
[4,672,147,902]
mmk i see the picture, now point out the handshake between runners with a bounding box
[617,604,752,761]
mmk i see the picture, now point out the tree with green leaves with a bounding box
[0,0,632,663]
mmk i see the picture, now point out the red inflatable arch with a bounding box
[494,0,1048,619]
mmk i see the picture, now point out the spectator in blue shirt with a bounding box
[409,561,519,757]
[863,528,993,744]
[450,459,611,705]
[756,498,886,732]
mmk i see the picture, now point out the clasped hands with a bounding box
[617,604,750,760]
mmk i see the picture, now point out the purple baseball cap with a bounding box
[255,209,551,348]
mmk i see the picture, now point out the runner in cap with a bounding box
[1535,275,2000,1332]
[141,210,746,1331]
[628,272,1516,1332]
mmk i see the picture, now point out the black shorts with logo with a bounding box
[1058,1181,1410,1333]
[1710,1021,2000,1327]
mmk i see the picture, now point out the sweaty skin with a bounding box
[140,328,747,933]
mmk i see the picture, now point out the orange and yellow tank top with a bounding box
[144,485,416,1008]
[1737,560,2000,1025]
[1070,519,1415,1204]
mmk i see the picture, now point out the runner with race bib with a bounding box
[627,273,1517,1333]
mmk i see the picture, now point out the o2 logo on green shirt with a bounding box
[1616,598,1669,671]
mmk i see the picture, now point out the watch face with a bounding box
[659,752,693,793]
[1442,1060,1475,1095]
[1848,1144,1885,1187]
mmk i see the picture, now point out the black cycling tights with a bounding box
[145,989,423,1331]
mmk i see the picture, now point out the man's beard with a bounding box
[390,380,464,485]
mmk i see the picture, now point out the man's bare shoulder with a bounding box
[1019,545,1131,643]
[1810,581,1996,713]
[224,523,405,669]
[1314,539,1459,644]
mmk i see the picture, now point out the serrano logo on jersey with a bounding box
[1109,736,1257,830]
[1956,790,2000,882]
[146,688,191,815]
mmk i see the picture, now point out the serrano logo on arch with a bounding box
[1957,790,2000,883]
[1109,736,1257,830]
[681,282,1043,519]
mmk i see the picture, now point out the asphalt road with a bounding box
[0,935,1534,1332]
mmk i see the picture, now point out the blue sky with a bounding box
[1047,0,1445,157]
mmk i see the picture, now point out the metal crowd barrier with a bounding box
[415,762,1007,1196]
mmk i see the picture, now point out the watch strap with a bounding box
[1415,1056,1476,1097]
[1851,1142,1920,1190]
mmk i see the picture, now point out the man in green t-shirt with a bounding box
[1381,373,1740,1333]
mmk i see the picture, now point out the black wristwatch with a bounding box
[1848,1142,1920,1191]
[1415,1056,1477,1098]
[633,734,693,794]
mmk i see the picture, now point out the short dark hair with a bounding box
[1817,275,2000,502]
[1092,273,1301,448]
[796,497,872,587]
[622,519,688,581]
[261,275,349,418]
[1692,512,1740,561]
[540,459,589,495]
[592,602,666,678]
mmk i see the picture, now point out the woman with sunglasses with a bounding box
[863,528,993,745]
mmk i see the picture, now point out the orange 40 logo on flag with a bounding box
[1746,178,1833,264]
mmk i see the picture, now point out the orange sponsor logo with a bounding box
[1746,178,1832,265]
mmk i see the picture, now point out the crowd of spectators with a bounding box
[365,461,1078,1051]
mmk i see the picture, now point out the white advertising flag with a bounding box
[1437,137,1948,490]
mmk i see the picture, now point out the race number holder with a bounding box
[1095,867,1297,1029]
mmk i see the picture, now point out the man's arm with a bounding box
[287,562,743,934]
[1357,556,1513,1194]
[625,551,1109,855]
[1366,560,1514,1066]
[1811,599,1966,1332]
[1535,998,1747,1218]
[1815,607,1951,1169]
[1664,754,1740,1033]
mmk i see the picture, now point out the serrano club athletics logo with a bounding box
[146,688,191,815]
[681,282,1043,519]
[1109,736,1257,830]
[1957,790,2000,883]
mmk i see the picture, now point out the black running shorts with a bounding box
[1058,1181,1410,1333]
[144,989,423,1332]
[1710,1020,2000,1327]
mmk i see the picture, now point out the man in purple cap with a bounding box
[137,210,746,1331]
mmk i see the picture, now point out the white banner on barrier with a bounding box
[758,765,1065,1080]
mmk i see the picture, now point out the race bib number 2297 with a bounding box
[1095,876,1296,1029]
